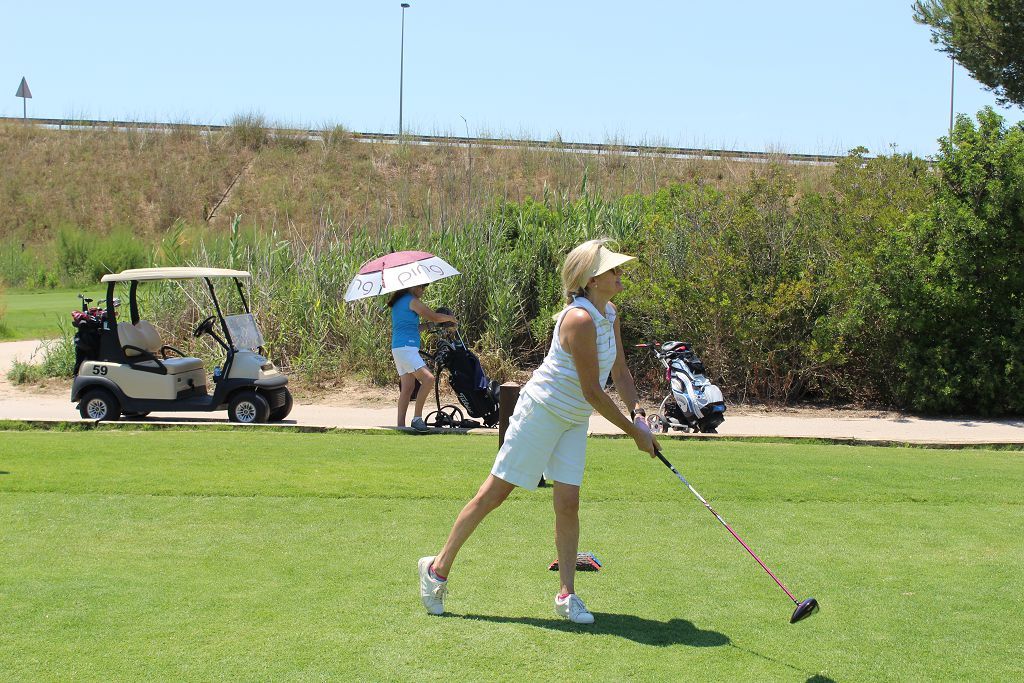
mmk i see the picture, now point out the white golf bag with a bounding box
[646,341,726,433]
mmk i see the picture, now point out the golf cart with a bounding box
[71,267,292,423]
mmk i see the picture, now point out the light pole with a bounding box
[949,55,955,139]
[399,3,410,137]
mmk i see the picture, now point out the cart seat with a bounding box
[160,357,205,373]
[118,320,160,356]
[118,321,204,373]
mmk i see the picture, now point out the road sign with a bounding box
[15,77,32,119]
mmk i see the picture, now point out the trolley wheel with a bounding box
[646,413,669,434]
[425,405,465,428]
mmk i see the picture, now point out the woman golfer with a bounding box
[418,239,659,623]
[389,284,458,431]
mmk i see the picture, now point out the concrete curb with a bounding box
[4,418,1024,451]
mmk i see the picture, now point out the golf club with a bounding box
[653,447,819,624]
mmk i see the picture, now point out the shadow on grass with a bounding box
[727,644,837,681]
[453,612,728,647]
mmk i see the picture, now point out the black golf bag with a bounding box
[420,310,500,428]
[437,337,500,427]
[71,298,113,375]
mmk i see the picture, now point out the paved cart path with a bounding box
[3,339,1024,444]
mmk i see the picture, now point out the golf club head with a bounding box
[790,597,819,624]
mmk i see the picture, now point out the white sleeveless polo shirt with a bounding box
[521,296,617,424]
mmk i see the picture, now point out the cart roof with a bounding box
[101,267,252,282]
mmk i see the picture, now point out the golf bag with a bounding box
[71,297,114,375]
[644,341,726,433]
[437,337,500,427]
[421,310,500,428]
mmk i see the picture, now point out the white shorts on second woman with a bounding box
[392,346,426,376]
[491,391,589,490]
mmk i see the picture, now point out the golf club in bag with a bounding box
[653,446,819,624]
[71,294,119,375]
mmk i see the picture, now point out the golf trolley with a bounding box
[71,267,292,424]
[638,341,726,434]
[418,312,500,429]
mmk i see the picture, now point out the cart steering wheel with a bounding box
[193,315,218,338]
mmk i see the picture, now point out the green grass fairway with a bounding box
[1,431,1022,681]
[0,287,91,340]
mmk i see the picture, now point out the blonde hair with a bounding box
[561,238,616,305]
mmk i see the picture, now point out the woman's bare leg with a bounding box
[397,373,416,426]
[432,475,515,576]
[552,482,581,595]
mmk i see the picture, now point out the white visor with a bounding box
[587,247,635,279]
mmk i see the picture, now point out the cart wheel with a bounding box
[79,389,121,421]
[229,390,271,424]
[268,389,293,422]
[646,413,668,434]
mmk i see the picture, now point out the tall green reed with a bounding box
[137,190,645,385]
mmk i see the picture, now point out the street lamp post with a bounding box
[399,3,410,137]
[949,55,955,139]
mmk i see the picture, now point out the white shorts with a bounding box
[491,391,589,490]
[392,346,426,376]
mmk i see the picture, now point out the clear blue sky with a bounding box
[4,1,1022,157]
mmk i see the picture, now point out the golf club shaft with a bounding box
[654,450,799,604]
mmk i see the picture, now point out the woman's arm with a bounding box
[609,306,643,418]
[409,297,458,325]
[562,309,658,457]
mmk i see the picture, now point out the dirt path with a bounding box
[3,339,1024,444]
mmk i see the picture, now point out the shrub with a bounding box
[6,324,77,383]
[6,359,44,385]
[56,225,149,285]
[56,224,91,283]
[876,108,1024,415]
[89,227,149,279]
[39,324,77,378]
[0,238,48,287]
[228,113,269,151]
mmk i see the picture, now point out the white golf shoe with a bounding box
[418,556,447,615]
[554,593,595,624]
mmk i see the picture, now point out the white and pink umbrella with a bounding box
[344,250,460,302]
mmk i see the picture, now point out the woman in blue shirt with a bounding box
[388,284,458,431]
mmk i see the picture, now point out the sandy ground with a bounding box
[3,339,1024,444]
